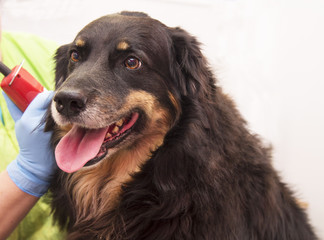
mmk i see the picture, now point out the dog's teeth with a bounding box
[116,119,124,127]
[105,132,112,139]
[112,125,119,134]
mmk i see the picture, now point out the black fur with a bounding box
[47,12,317,239]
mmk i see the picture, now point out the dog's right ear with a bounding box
[54,44,70,89]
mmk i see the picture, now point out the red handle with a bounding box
[1,65,44,112]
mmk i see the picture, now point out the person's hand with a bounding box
[5,91,57,197]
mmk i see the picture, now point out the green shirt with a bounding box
[0,31,65,239]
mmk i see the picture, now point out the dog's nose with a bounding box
[54,90,87,116]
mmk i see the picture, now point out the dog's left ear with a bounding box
[44,44,69,133]
[54,44,70,89]
[169,27,212,97]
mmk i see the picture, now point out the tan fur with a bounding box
[116,40,130,51]
[76,38,86,47]
[62,90,173,225]
[168,91,181,120]
[297,200,309,209]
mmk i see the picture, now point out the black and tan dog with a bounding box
[46,12,317,240]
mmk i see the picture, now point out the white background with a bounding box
[2,0,323,238]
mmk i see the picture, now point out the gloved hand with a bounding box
[4,91,57,197]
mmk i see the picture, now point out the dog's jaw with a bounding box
[52,106,140,172]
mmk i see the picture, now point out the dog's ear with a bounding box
[44,44,69,132]
[54,44,70,89]
[169,27,211,97]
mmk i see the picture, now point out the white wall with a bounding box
[2,0,324,237]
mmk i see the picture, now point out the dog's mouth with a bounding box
[85,112,139,166]
[55,112,139,173]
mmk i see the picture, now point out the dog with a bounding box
[45,11,317,239]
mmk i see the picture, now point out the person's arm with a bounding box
[0,171,38,239]
[0,91,56,239]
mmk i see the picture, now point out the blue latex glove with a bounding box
[5,91,57,197]
[2,91,22,122]
[0,107,3,124]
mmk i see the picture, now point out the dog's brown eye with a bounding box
[125,57,141,70]
[71,51,80,62]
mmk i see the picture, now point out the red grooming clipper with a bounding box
[0,60,44,112]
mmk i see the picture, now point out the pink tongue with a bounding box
[55,125,108,173]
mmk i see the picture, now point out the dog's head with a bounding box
[48,12,211,173]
